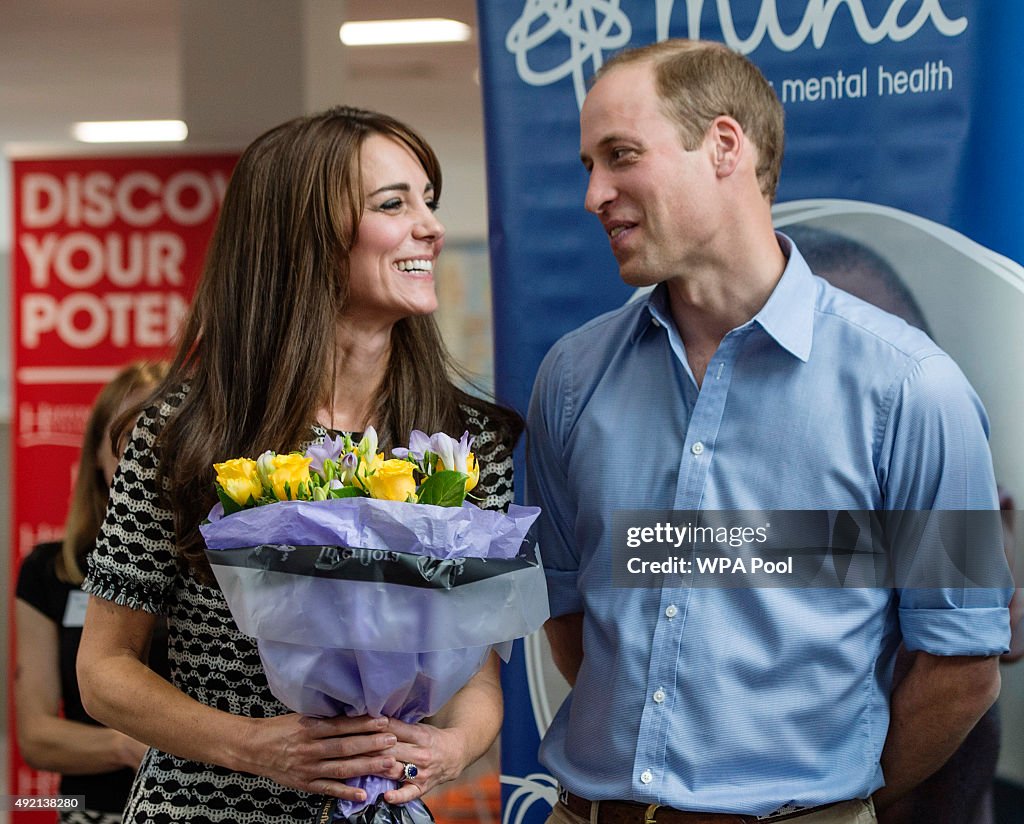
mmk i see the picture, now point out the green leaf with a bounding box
[216,485,243,516]
[416,470,468,507]
[330,486,364,499]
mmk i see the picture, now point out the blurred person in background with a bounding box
[15,360,170,824]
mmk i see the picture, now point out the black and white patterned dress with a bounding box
[82,389,515,823]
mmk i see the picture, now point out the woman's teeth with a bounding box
[396,259,433,272]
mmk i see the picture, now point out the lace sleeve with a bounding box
[82,392,185,614]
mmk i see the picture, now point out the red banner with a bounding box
[8,153,237,819]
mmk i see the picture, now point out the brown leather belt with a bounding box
[561,790,840,824]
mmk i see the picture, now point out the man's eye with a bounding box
[612,148,636,162]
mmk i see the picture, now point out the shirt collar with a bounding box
[629,285,672,344]
[750,232,815,362]
[629,232,815,362]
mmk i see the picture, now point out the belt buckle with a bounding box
[643,804,662,824]
[758,803,826,821]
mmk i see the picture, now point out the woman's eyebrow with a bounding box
[368,182,436,197]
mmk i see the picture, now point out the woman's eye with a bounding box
[426,199,440,213]
[378,198,403,211]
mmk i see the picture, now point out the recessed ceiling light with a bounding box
[339,18,472,46]
[71,120,188,143]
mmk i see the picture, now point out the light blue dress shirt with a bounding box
[526,237,1011,815]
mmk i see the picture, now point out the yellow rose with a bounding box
[354,451,385,493]
[213,458,262,506]
[268,453,313,500]
[435,452,480,494]
[464,453,479,493]
[365,459,417,502]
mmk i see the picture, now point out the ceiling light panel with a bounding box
[72,120,188,143]
[339,18,472,46]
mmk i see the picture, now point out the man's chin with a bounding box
[617,267,661,289]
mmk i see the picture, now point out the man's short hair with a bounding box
[597,39,785,202]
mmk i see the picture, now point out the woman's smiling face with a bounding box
[344,134,446,327]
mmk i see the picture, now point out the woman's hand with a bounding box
[379,718,470,804]
[379,654,504,804]
[240,713,398,803]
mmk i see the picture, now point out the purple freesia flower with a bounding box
[430,431,475,474]
[392,430,432,462]
[306,434,346,478]
[338,452,359,485]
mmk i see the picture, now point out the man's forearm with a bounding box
[875,652,1000,811]
[545,613,584,686]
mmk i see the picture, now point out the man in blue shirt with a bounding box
[526,39,1011,824]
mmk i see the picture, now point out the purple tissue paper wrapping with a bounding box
[201,497,548,820]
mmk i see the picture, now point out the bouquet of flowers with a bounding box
[200,429,547,824]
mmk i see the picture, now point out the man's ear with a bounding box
[709,115,744,179]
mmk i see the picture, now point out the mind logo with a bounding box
[506,0,968,108]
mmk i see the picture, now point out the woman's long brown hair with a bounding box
[126,107,520,583]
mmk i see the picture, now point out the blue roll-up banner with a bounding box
[479,3,1024,821]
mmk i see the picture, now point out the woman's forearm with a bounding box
[78,596,400,802]
[429,653,504,773]
[77,596,257,771]
[78,637,256,772]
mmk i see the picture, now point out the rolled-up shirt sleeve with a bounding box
[880,353,1012,655]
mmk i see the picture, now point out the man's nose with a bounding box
[584,168,615,215]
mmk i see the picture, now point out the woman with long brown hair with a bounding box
[15,361,168,824]
[76,107,521,822]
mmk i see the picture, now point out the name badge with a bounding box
[62,590,89,627]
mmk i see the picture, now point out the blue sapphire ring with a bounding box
[401,762,419,782]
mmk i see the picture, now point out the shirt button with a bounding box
[665,604,678,619]
[691,441,704,455]
[653,688,666,704]
[651,317,661,328]
[640,769,653,784]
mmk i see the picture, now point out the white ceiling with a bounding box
[0,0,182,145]
[0,0,483,146]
